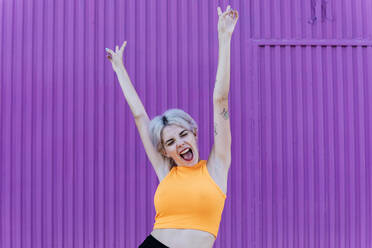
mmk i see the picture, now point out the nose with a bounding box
[176,141,186,150]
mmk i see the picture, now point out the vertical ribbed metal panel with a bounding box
[0,0,245,247]
[251,0,372,39]
[256,45,372,248]
[1,0,372,247]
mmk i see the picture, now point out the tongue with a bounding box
[182,150,193,161]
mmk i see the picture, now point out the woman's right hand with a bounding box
[105,40,127,72]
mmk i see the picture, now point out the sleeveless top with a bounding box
[153,160,227,238]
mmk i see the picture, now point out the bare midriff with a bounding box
[151,228,215,248]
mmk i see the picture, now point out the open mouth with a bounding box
[179,148,194,161]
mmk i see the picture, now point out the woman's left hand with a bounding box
[217,5,239,39]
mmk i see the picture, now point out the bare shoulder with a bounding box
[207,155,230,178]
[207,144,231,174]
[206,147,230,194]
[155,160,172,183]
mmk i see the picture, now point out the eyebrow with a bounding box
[165,130,187,144]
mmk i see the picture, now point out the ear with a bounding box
[193,128,198,139]
[159,144,169,158]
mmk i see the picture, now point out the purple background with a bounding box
[1,0,372,247]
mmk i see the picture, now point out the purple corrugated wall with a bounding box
[1,0,371,247]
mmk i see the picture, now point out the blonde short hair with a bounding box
[148,108,198,167]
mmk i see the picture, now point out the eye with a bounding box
[167,141,174,146]
[181,132,188,137]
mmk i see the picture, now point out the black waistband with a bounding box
[139,234,169,248]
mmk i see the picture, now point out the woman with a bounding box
[106,5,238,248]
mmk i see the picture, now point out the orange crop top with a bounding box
[153,160,227,238]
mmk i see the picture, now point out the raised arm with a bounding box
[106,42,146,118]
[106,42,167,178]
[209,6,238,169]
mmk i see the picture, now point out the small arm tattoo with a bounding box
[220,108,229,120]
[214,122,218,136]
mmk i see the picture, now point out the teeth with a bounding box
[180,148,190,155]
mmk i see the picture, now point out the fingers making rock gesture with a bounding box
[105,40,127,71]
[217,5,239,38]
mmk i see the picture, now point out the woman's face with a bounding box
[161,124,199,167]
